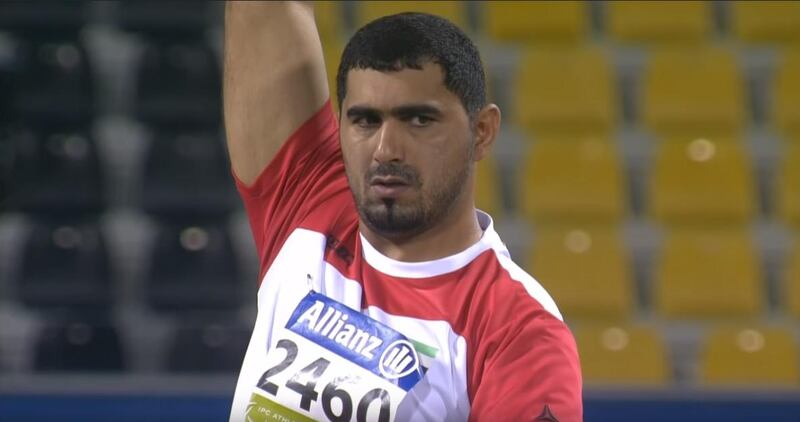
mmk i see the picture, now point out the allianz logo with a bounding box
[295,300,421,379]
[379,340,420,379]
[296,300,383,359]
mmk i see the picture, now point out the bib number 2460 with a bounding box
[257,338,391,422]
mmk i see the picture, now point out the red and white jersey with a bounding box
[229,101,583,422]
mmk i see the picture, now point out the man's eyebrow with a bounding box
[345,105,381,119]
[390,104,443,118]
[345,104,443,119]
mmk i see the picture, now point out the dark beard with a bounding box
[355,160,470,239]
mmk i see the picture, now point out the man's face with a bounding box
[339,62,475,239]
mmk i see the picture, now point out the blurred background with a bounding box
[0,1,799,421]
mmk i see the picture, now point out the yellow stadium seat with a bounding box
[482,1,587,44]
[772,52,800,138]
[314,1,343,40]
[642,48,746,136]
[514,48,617,136]
[731,1,800,44]
[649,137,756,224]
[777,142,800,227]
[607,1,711,44]
[519,137,626,224]
[785,240,800,318]
[701,326,799,385]
[654,228,763,319]
[322,39,343,108]
[574,324,670,385]
[355,1,467,30]
[475,156,503,219]
[529,226,634,320]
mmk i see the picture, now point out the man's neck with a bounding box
[359,202,483,263]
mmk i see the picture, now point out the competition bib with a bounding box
[246,292,424,422]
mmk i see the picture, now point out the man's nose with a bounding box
[373,119,405,163]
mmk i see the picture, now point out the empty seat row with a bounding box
[29,317,248,373]
[319,1,800,46]
[513,47,800,138]
[577,324,800,386]
[0,37,221,127]
[529,226,800,321]
[8,219,245,314]
[486,137,800,226]
[2,125,236,219]
[0,1,217,39]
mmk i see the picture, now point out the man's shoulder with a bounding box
[466,247,564,323]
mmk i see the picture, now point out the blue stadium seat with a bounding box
[166,321,250,373]
[141,129,235,219]
[6,125,104,217]
[134,41,221,128]
[16,219,112,313]
[146,222,242,313]
[33,317,125,372]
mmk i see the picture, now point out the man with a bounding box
[224,2,582,421]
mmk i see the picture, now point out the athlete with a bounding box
[224,2,582,421]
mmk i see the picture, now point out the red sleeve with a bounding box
[469,312,583,422]
[232,100,352,282]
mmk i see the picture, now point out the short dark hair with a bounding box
[336,12,487,117]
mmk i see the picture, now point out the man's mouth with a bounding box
[369,176,411,198]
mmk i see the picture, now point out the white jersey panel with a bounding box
[229,228,470,422]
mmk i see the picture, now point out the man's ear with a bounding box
[472,104,501,162]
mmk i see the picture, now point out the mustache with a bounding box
[365,162,420,186]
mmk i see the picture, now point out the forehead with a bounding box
[343,62,461,111]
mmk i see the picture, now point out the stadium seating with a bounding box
[606,1,711,44]
[574,324,670,385]
[141,129,236,220]
[145,222,242,313]
[134,41,221,128]
[481,1,587,44]
[519,137,626,224]
[784,240,800,318]
[772,51,800,139]
[731,1,800,44]
[642,48,745,136]
[649,136,755,225]
[0,0,87,38]
[6,126,104,217]
[166,322,250,373]
[354,1,467,30]
[33,318,125,372]
[776,142,800,227]
[5,39,94,125]
[116,0,212,38]
[528,226,634,320]
[16,219,112,313]
[700,326,799,385]
[514,48,617,136]
[654,228,763,319]
[315,0,344,41]
[322,38,344,109]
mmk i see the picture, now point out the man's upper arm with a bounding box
[469,316,583,422]
[223,1,330,185]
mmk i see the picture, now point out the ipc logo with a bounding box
[378,340,420,379]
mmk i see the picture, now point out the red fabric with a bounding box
[233,100,583,421]
[233,99,355,282]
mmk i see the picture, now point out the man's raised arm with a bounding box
[224,1,329,185]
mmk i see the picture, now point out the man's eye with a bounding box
[354,116,380,128]
[410,115,434,127]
